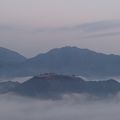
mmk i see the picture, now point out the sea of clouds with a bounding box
[0,93,120,120]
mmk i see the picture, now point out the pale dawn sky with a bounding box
[0,0,120,57]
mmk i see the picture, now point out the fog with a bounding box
[0,94,120,120]
[1,75,120,83]
[0,76,32,83]
[0,77,120,120]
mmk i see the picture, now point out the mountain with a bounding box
[0,47,27,77]
[22,46,120,78]
[0,81,20,94]
[1,46,120,79]
[0,47,26,64]
[14,73,120,99]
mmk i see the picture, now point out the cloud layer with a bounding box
[0,94,120,120]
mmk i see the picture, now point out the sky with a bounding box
[0,0,120,57]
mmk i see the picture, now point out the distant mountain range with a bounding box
[0,47,26,64]
[0,81,20,94]
[0,47,27,77]
[1,73,120,99]
[1,46,120,78]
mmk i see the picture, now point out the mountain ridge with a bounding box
[21,46,120,78]
[12,73,120,99]
[0,47,26,63]
[1,46,120,78]
[0,73,120,99]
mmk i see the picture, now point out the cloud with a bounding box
[84,31,120,39]
[1,20,120,32]
[32,20,120,39]
[72,20,120,32]
[0,94,120,120]
[1,20,120,35]
[37,20,120,33]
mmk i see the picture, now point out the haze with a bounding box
[0,0,120,57]
[0,94,120,120]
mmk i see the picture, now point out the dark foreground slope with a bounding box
[14,73,120,99]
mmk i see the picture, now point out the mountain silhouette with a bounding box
[22,46,120,78]
[1,46,120,78]
[0,47,26,63]
[14,73,120,99]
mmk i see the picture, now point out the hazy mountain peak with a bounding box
[47,46,96,54]
[12,73,120,99]
[0,47,26,63]
[22,46,120,78]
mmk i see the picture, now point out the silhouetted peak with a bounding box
[0,46,26,63]
[33,73,84,81]
[47,46,96,55]
[106,79,119,84]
